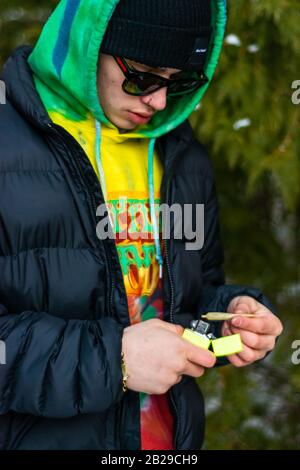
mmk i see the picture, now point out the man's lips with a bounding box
[132,112,154,118]
[127,111,154,124]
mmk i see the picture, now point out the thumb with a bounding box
[229,295,258,314]
[235,303,252,314]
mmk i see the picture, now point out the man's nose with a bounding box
[140,87,168,112]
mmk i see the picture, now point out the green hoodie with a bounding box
[28,0,227,138]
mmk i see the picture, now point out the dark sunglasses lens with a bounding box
[168,73,209,96]
[168,80,203,96]
[124,75,164,96]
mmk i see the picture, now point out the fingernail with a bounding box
[232,318,241,327]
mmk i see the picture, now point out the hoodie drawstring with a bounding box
[148,137,163,279]
[95,120,107,200]
[95,120,163,279]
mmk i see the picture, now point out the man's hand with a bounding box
[122,318,216,395]
[221,295,283,367]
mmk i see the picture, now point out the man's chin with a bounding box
[109,117,137,132]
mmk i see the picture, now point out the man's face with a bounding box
[97,53,181,130]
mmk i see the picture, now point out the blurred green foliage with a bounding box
[0,0,299,450]
[191,0,300,450]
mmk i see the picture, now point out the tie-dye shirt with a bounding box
[48,112,174,450]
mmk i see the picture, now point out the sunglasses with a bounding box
[114,56,209,98]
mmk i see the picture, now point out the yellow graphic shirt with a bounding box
[49,112,174,450]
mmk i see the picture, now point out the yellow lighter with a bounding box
[182,317,243,357]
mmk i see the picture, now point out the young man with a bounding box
[0,0,282,450]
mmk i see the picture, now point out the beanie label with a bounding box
[185,35,211,69]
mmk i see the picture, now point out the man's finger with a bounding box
[230,314,276,335]
[158,320,184,336]
[235,343,258,363]
[229,326,276,351]
[227,353,248,368]
[184,342,216,368]
[184,363,205,378]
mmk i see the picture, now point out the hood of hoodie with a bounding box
[28,0,227,139]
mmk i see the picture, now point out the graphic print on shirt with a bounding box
[106,192,174,451]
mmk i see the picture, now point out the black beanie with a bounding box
[100,0,212,71]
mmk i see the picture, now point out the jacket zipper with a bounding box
[161,138,187,449]
[164,192,180,449]
[162,137,187,322]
